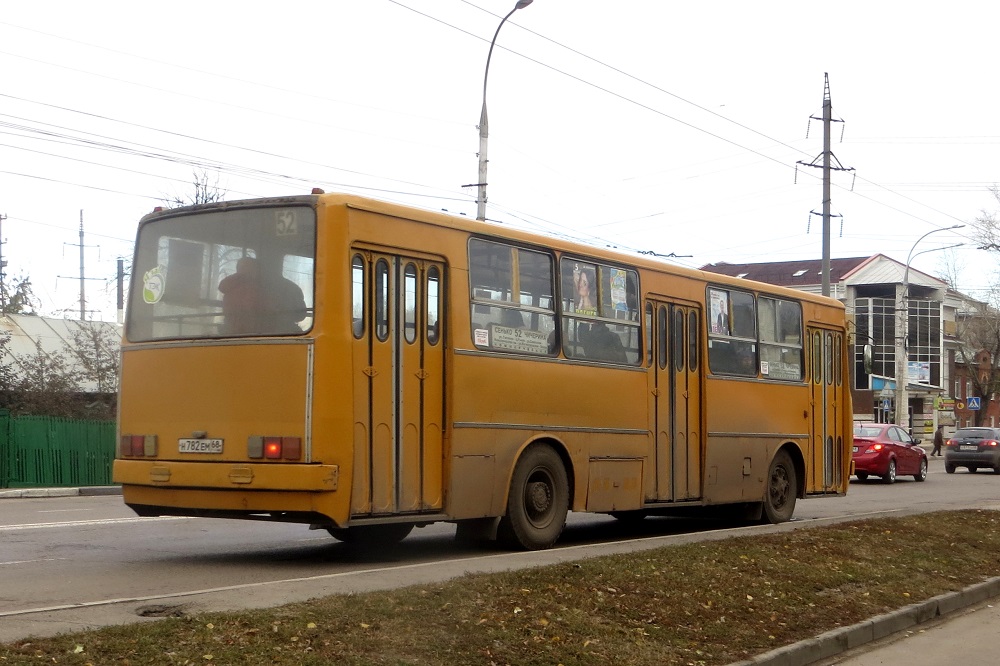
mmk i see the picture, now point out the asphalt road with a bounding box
[2,457,998,644]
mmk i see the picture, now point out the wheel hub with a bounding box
[527,481,551,513]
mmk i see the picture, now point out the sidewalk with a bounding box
[732,577,1000,665]
[0,485,121,499]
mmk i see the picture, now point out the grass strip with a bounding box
[3,509,999,665]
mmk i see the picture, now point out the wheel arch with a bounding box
[499,435,576,511]
[777,441,806,499]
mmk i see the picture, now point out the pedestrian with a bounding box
[931,423,945,456]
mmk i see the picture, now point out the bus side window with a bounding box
[707,287,757,376]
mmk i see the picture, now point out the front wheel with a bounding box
[762,450,797,524]
[497,444,569,550]
[855,472,869,481]
[881,459,897,484]
[914,458,928,482]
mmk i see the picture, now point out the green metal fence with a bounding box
[0,412,116,488]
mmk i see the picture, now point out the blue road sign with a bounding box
[967,396,981,410]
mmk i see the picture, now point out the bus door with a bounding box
[646,300,703,502]
[808,328,843,491]
[351,252,445,516]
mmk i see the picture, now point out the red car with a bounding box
[852,423,928,483]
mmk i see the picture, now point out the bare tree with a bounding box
[64,320,120,397]
[162,169,227,208]
[7,342,83,418]
[0,274,39,315]
[935,247,963,290]
[953,190,1000,425]
[970,185,1000,251]
[954,299,1000,427]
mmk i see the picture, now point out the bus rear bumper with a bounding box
[113,459,339,491]
[113,460,342,523]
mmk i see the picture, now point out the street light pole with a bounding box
[895,224,965,428]
[475,0,532,221]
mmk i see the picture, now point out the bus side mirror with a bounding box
[863,344,873,375]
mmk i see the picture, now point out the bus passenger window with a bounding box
[707,287,757,376]
[559,257,640,365]
[468,239,555,356]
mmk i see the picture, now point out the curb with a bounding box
[731,577,1000,666]
[0,486,122,499]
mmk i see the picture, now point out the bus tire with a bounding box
[762,450,797,524]
[497,444,569,551]
[326,523,414,547]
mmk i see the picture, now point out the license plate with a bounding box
[959,445,980,452]
[179,438,224,453]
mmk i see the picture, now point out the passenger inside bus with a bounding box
[579,321,627,362]
[218,257,307,335]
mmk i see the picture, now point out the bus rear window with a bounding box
[127,205,316,342]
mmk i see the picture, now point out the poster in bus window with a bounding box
[609,268,627,312]
[710,289,729,335]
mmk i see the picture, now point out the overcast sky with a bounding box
[2,1,996,320]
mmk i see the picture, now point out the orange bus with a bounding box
[113,192,851,550]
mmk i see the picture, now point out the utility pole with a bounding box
[796,73,855,297]
[0,211,6,312]
[59,210,101,320]
[117,258,125,324]
[79,210,85,320]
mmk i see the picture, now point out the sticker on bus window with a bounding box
[474,328,490,346]
[142,266,165,304]
[275,210,298,236]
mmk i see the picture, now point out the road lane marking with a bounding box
[0,558,67,566]
[38,509,95,513]
[0,517,191,532]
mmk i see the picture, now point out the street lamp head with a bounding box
[515,0,533,8]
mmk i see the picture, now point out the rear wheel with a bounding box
[881,459,897,484]
[855,472,869,481]
[762,450,797,524]
[497,444,569,550]
[945,463,956,474]
[914,458,928,482]
[969,466,977,474]
[326,523,414,547]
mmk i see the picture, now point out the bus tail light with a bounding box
[248,436,302,460]
[120,434,157,457]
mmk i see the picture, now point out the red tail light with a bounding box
[248,435,302,460]
[119,434,157,457]
[264,437,282,459]
[987,440,999,447]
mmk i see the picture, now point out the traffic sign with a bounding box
[967,397,981,410]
